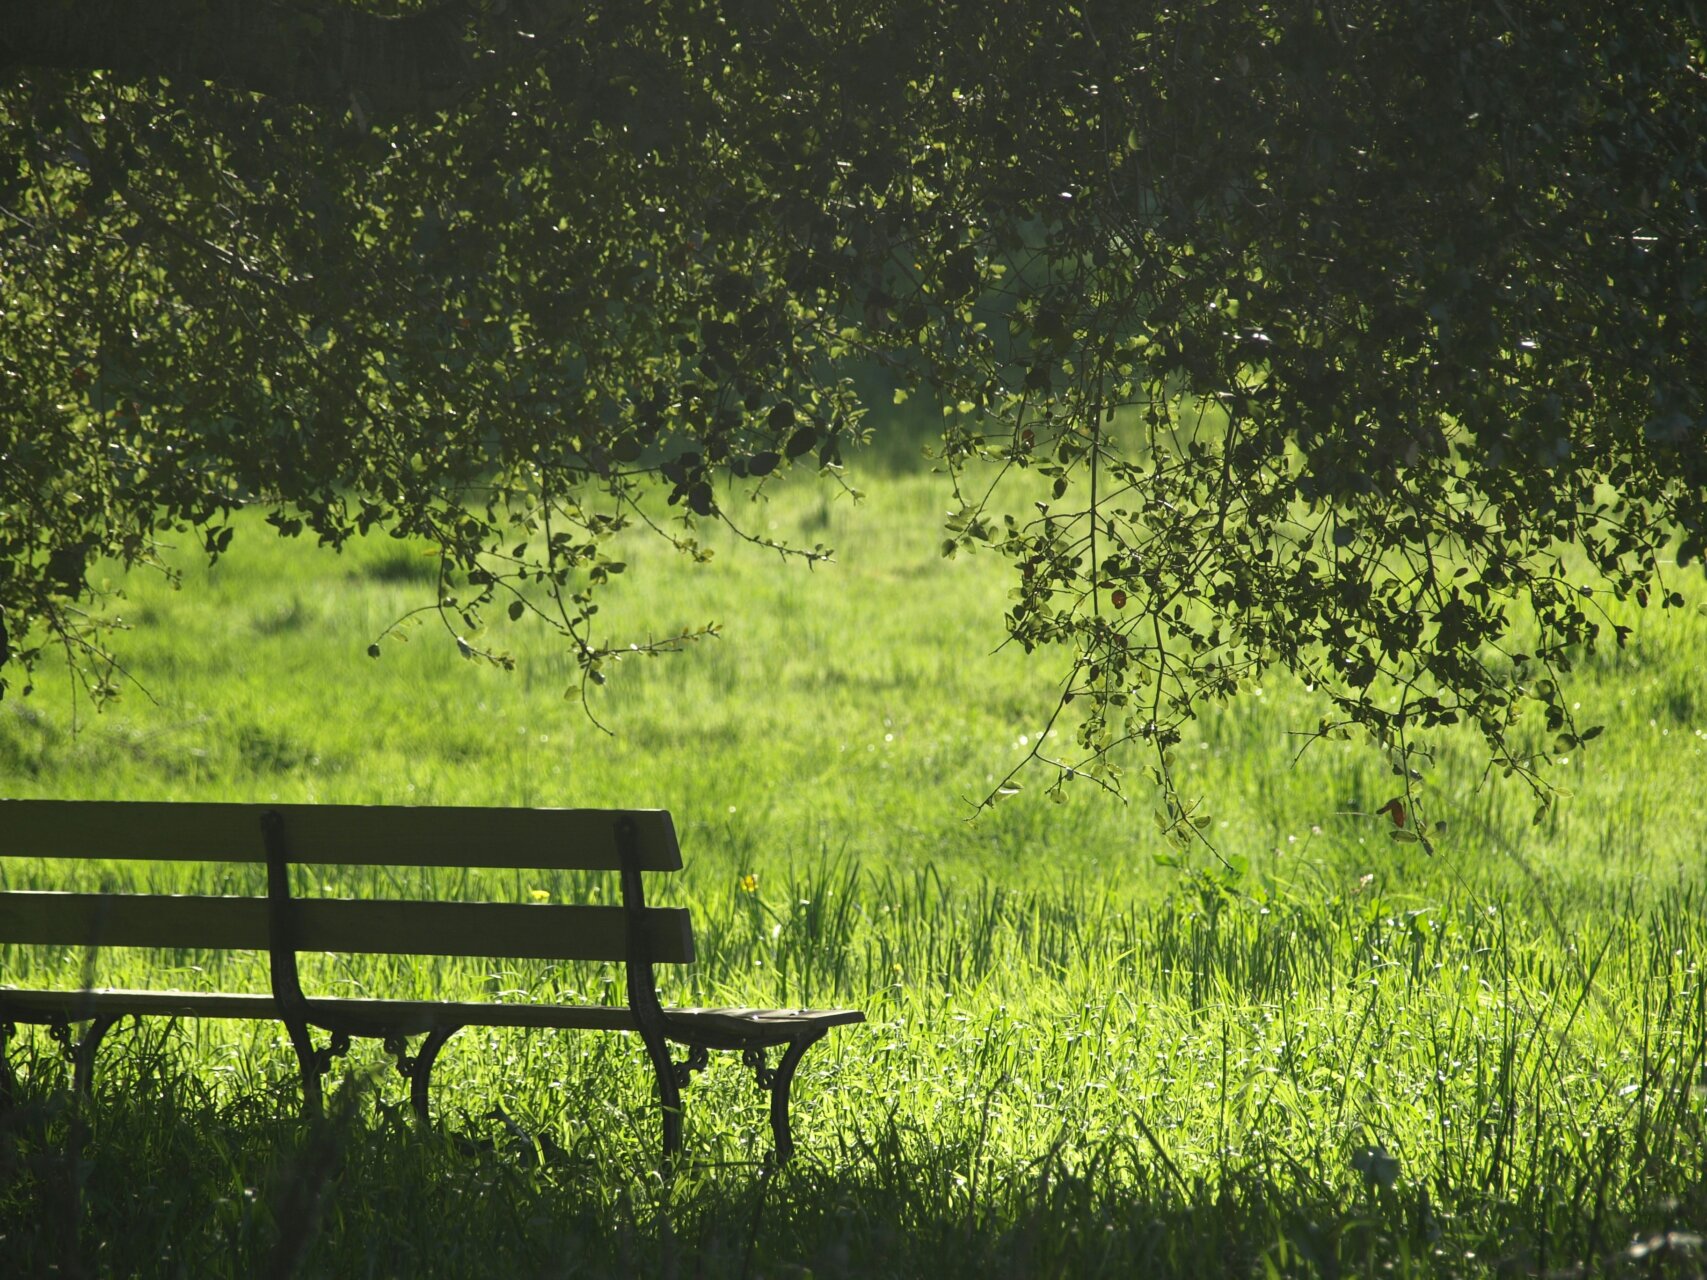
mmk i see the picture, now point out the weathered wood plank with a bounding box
[0,891,694,963]
[0,988,643,1033]
[0,989,865,1037]
[0,801,682,871]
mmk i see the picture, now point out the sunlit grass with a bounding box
[2,464,1704,1276]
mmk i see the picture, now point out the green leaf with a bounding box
[785,427,821,459]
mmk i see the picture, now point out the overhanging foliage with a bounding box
[3,1,1703,834]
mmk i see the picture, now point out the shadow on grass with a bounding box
[2,1073,1703,1280]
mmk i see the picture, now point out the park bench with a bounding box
[0,799,863,1162]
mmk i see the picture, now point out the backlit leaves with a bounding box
[1,1,1702,830]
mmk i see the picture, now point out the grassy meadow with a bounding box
[2,458,1705,1277]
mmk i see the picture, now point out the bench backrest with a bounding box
[0,800,694,965]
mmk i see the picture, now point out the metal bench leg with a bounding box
[747,1030,826,1164]
[638,1033,686,1163]
[46,1016,121,1098]
[72,1015,121,1097]
[286,1021,324,1114]
[386,1027,461,1122]
[0,1021,15,1107]
[288,1028,351,1116]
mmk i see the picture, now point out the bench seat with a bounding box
[0,987,866,1042]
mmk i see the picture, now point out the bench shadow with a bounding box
[6,1075,1693,1280]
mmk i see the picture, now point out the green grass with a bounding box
[2,466,1705,1277]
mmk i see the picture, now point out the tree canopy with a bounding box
[4,1,1704,835]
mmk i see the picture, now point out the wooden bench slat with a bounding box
[0,891,695,963]
[0,989,640,1033]
[0,801,682,871]
[0,988,866,1041]
[665,1007,868,1036]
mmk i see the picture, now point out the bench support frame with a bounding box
[385,1027,462,1120]
[264,809,344,1115]
[616,816,832,1165]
